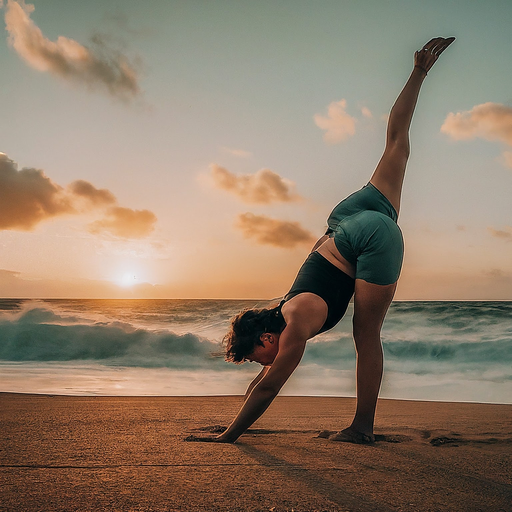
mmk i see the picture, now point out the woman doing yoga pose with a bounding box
[190,37,455,444]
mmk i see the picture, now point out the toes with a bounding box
[329,429,375,444]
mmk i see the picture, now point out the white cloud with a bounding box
[4,0,141,101]
[314,99,356,144]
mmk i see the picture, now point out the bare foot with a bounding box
[329,427,375,444]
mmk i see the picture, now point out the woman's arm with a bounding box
[215,326,309,443]
[244,366,270,400]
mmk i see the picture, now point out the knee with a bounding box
[386,136,410,160]
[352,327,382,352]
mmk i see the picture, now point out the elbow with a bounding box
[256,381,281,397]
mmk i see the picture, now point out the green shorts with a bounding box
[325,183,404,286]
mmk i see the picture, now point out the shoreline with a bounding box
[2,393,511,511]
[2,391,511,406]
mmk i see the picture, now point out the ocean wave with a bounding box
[0,301,511,373]
[0,302,224,368]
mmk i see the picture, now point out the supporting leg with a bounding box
[331,279,396,444]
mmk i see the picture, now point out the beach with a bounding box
[1,393,511,511]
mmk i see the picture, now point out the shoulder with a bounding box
[281,293,327,339]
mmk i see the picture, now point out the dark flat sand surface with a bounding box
[1,393,511,512]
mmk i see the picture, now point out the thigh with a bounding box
[354,213,404,286]
[370,142,409,215]
[352,279,396,343]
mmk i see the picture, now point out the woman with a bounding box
[190,37,455,444]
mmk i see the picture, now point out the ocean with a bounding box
[0,299,511,404]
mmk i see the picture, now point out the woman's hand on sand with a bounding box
[184,433,235,443]
[414,37,455,75]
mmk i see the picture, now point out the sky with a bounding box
[0,0,511,300]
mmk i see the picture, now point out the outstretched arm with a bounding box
[370,37,455,214]
[184,329,306,443]
[244,366,270,400]
[215,328,307,443]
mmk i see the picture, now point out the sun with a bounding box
[118,272,138,287]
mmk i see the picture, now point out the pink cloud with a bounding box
[4,0,141,101]
[441,103,512,144]
[314,99,356,144]
[441,102,512,169]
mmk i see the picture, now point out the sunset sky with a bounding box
[1,0,511,299]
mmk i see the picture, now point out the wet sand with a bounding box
[1,393,511,511]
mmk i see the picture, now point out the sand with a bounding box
[1,393,511,512]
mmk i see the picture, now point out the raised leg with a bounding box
[370,37,455,214]
[369,68,424,214]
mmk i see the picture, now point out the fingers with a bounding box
[184,434,217,442]
[414,37,455,74]
[435,37,455,56]
[419,36,455,57]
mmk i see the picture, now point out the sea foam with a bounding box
[0,299,511,402]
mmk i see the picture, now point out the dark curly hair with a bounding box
[223,303,286,363]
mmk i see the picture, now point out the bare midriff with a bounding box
[315,237,356,279]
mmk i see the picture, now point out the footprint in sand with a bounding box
[426,430,512,447]
[315,430,412,444]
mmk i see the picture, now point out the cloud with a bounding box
[441,103,512,167]
[236,213,315,248]
[0,153,73,230]
[210,164,301,204]
[68,180,116,206]
[484,268,509,280]
[4,0,141,101]
[361,106,373,119]
[0,153,156,238]
[0,269,20,282]
[441,103,512,144]
[503,151,512,169]
[488,226,512,241]
[88,206,156,239]
[220,147,253,158]
[314,99,356,144]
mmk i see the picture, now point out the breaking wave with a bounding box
[0,300,510,377]
[0,301,223,368]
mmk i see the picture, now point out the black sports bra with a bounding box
[283,251,355,334]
